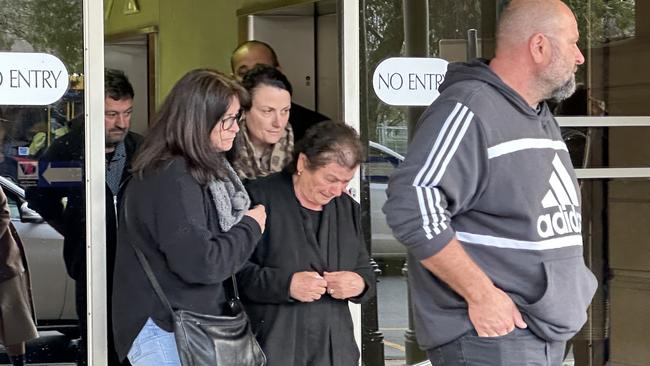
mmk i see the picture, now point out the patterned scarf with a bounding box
[232,122,294,180]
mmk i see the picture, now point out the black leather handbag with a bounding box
[131,244,266,366]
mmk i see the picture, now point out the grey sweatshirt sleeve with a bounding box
[382,101,488,260]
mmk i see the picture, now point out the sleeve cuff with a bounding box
[239,215,262,239]
[348,280,371,303]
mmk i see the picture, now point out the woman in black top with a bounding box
[239,121,375,366]
[112,69,266,365]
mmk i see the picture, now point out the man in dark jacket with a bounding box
[26,69,142,366]
[230,40,330,142]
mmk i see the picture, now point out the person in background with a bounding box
[238,120,374,366]
[112,69,266,365]
[230,40,330,142]
[26,69,142,366]
[229,64,293,180]
[383,1,597,365]
[0,186,37,366]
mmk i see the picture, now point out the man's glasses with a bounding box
[220,109,244,130]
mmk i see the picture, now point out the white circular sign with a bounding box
[372,57,448,106]
[0,52,70,105]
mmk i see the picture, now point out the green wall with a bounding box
[157,0,243,98]
[105,0,245,105]
[104,0,316,105]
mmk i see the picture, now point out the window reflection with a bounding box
[362,2,650,365]
[1,0,85,364]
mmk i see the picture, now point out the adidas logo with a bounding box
[536,154,582,239]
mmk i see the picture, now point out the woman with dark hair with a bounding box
[230,64,294,180]
[238,120,375,366]
[112,69,266,365]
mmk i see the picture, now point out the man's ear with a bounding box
[529,33,550,65]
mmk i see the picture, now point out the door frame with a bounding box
[83,0,108,364]
[105,26,159,127]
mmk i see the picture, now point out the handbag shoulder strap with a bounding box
[121,187,176,317]
[130,242,176,316]
[131,242,240,312]
[227,273,240,300]
[122,182,239,313]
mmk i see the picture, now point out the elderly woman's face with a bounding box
[244,85,291,148]
[295,154,357,208]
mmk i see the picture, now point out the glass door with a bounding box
[0,1,106,365]
[361,1,650,365]
[360,1,499,364]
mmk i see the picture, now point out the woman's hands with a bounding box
[289,272,327,302]
[245,204,266,232]
[289,271,365,302]
[323,271,365,299]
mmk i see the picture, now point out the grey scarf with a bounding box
[208,158,251,232]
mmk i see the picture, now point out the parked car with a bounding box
[367,141,406,260]
[0,176,77,336]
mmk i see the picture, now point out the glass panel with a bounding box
[361,0,406,360]
[574,179,608,366]
[559,1,639,117]
[363,0,407,156]
[561,4,650,366]
[556,3,650,173]
[361,2,650,365]
[0,0,85,363]
[430,1,490,60]
[367,144,406,261]
[559,125,650,169]
[361,0,498,362]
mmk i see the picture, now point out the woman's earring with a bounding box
[297,170,302,176]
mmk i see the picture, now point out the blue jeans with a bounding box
[127,318,181,366]
[426,328,566,366]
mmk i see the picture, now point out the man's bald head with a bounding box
[231,40,280,81]
[496,0,576,51]
[490,0,584,106]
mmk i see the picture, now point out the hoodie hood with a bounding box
[440,58,550,118]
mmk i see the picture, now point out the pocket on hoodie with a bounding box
[517,256,597,340]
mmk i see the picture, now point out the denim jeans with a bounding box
[426,328,566,366]
[127,318,181,366]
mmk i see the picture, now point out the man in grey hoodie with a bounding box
[383,0,597,365]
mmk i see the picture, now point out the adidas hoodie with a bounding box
[382,59,597,349]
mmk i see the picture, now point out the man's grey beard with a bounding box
[549,74,577,102]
